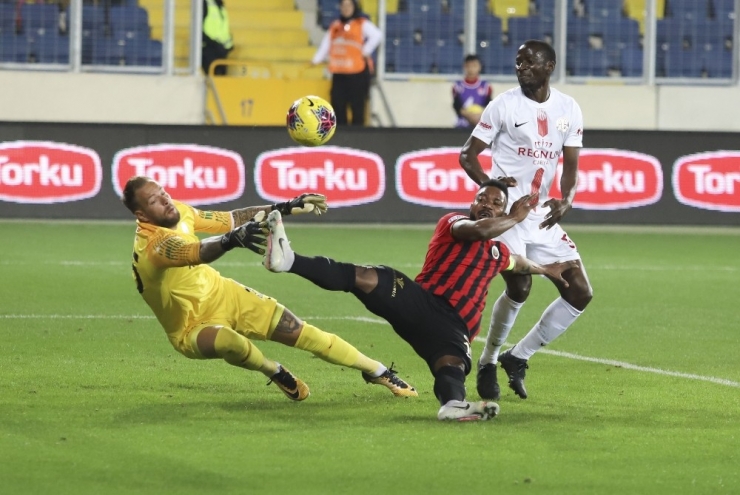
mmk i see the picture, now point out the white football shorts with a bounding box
[495,209,581,265]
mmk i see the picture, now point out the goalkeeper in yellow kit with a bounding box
[122,176,417,400]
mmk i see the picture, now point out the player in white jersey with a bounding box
[458,40,593,400]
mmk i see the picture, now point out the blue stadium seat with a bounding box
[31,33,69,64]
[585,0,623,20]
[82,6,106,30]
[714,0,735,17]
[618,47,643,76]
[665,0,710,20]
[566,18,591,48]
[386,13,414,42]
[598,18,641,48]
[433,40,464,73]
[508,16,554,47]
[0,34,29,62]
[659,46,703,77]
[91,38,125,65]
[0,4,16,35]
[476,13,502,44]
[21,3,58,30]
[109,6,148,32]
[477,43,517,75]
[385,38,433,73]
[703,48,732,77]
[567,47,610,76]
[124,39,162,66]
[657,18,688,48]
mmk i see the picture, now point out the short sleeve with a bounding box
[564,100,584,148]
[470,96,503,145]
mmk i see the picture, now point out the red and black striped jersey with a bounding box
[415,212,511,339]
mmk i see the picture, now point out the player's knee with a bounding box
[565,281,593,310]
[432,355,466,373]
[506,281,531,302]
[213,327,251,365]
[354,266,378,293]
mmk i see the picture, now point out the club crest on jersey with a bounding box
[491,245,500,259]
[537,109,548,137]
[556,118,570,133]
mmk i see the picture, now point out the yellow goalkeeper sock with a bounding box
[294,323,383,375]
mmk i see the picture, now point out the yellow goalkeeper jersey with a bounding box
[130,200,234,336]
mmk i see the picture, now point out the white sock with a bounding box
[511,297,582,361]
[479,293,524,365]
[367,364,387,378]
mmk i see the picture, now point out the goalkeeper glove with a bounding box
[272,193,328,216]
[220,221,267,254]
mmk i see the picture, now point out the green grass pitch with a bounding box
[2,220,739,495]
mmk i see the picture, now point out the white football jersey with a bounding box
[471,86,583,207]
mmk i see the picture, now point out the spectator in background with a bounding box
[453,54,493,129]
[202,0,233,76]
[312,0,382,126]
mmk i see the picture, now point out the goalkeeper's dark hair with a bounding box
[478,178,509,198]
[122,176,153,213]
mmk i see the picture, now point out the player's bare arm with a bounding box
[459,135,491,185]
[509,255,578,287]
[452,194,537,241]
[230,206,273,227]
[540,146,580,230]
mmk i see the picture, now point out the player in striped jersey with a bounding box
[261,179,575,422]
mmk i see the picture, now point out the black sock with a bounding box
[289,254,357,292]
[433,366,466,405]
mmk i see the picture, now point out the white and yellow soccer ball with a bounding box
[286,95,337,147]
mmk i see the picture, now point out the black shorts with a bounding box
[351,266,472,374]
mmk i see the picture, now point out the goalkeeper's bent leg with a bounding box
[289,254,357,292]
[194,326,278,377]
[294,322,384,375]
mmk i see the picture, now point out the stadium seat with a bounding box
[20,3,58,30]
[0,4,16,35]
[665,0,710,20]
[109,6,148,32]
[124,39,162,66]
[0,34,29,62]
[507,16,554,47]
[477,43,518,75]
[433,39,464,73]
[82,5,106,30]
[584,0,624,20]
[713,0,735,17]
[385,38,434,73]
[386,13,412,40]
[32,33,70,64]
[618,47,643,76]
[703,47,732,78]
[91,38,125,65]
[476,13,503,45]
[567,47,610,76]
[490,0,528,31]
[566,18,591,48]
[659,46,704,77]
[599,18,641,47]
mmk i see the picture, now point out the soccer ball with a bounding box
[286,95,337,147]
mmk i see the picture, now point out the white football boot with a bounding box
[437,400,500,422]
[264,210,295,273]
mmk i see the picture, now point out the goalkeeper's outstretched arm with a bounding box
[229,193,328,227]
